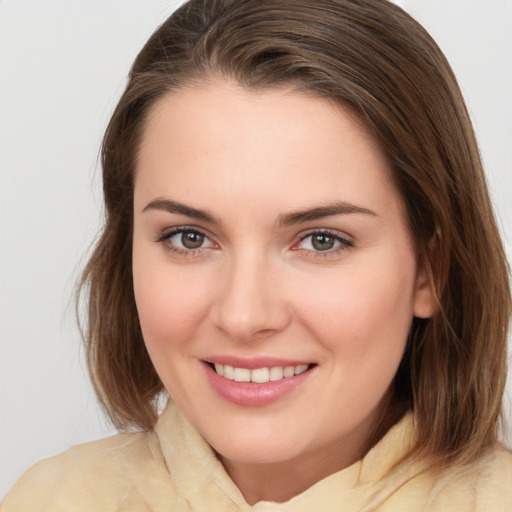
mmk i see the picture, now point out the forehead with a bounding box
[134,79,400,220]
[141,80,382,161]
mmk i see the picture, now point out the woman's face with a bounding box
[132,79,433,475]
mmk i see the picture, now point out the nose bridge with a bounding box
[212,246,290,341]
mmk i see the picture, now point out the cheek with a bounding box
[294,254,416,360]
[132,252,213,354]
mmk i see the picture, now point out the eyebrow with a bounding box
[276,201,377,226]
[142,198,377,226]
[142,198,221,224]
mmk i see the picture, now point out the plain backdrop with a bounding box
[1,0,511,499]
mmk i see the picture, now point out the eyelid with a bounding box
[153,225,353,259]
[299,228,352,241]
[155,224,208,241]
[297,227,353,242]
[155,225,219,255]
[292,228,354,255]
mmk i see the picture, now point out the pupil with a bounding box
[312,234,334,251]
[182,231,204,249]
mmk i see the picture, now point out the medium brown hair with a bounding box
[79,0,511,467]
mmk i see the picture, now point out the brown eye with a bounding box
[311,234,335,251]
[158,228,215,253]
[181,231,205,249]
[297,230,353,254]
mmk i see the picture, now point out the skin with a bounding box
[132,79,434,504]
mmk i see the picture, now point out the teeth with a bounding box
[212,363,310,383]
[233,367,251,382]
[295,364,308,375]
[251,367,269,383]
[223,365,234,379]
[269,366,283,381]
[283,366,295,378]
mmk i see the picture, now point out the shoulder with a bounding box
[1,430,184,512]
[473,443,512,508]
[419,443,512,511]
[375,442,512,511]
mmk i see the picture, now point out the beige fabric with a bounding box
[3,401,512,511]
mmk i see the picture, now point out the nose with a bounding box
[210,251,292,342]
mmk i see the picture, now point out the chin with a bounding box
[219,444,303,467]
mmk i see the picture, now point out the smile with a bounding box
[203,359,315,406]
[212,363,310,383]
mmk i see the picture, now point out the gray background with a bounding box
[1,0,511,498]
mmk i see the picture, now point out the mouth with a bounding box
[202,357,316,406]
[207,362,311,383]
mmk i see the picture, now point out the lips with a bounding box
[202,358,315,407]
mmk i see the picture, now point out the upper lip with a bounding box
[203,356,313,369]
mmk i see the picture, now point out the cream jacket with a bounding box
[3,401,512,511]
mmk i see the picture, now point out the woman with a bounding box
[3,0,511,510]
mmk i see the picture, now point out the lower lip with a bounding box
[203,362,314,407]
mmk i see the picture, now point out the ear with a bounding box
[413,236,438,319]
[413,261,436,318]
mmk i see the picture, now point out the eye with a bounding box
[296,230,353,254]
[156,227,217,255]
[172,230,207,249]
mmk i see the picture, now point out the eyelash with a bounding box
[154,227,354,259]
[155,226,216,258]
[295,229,354,258]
